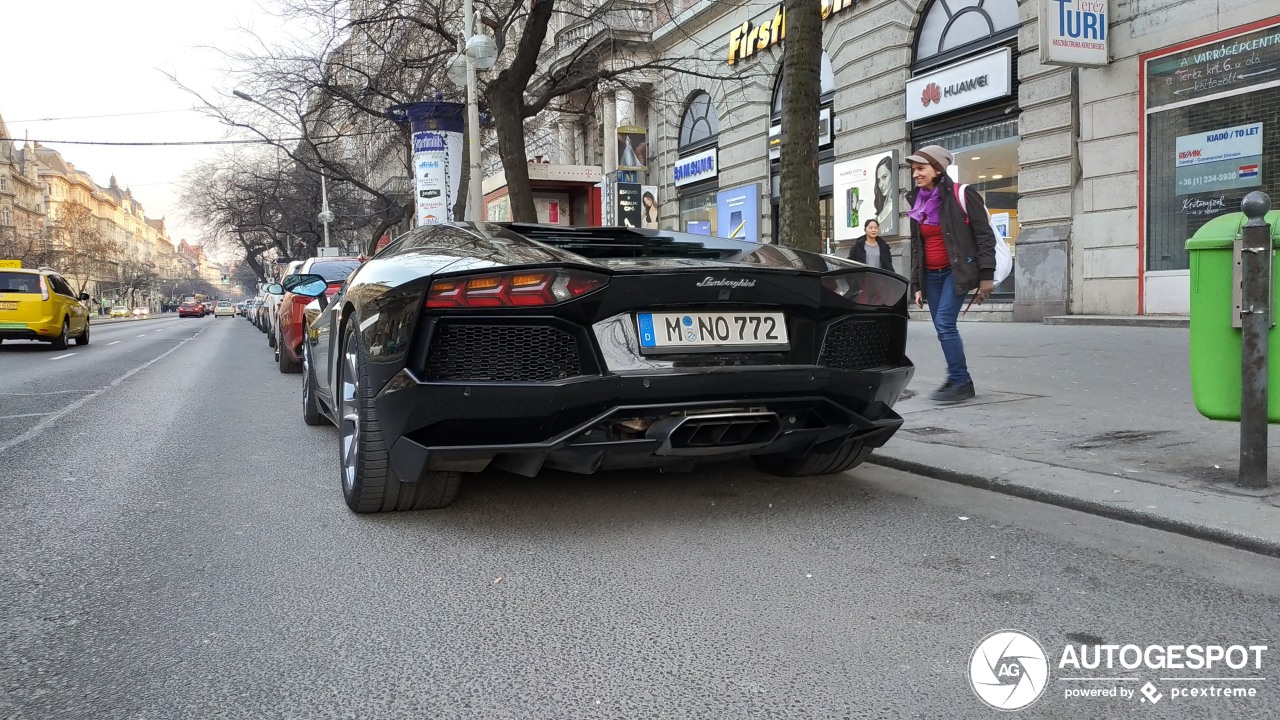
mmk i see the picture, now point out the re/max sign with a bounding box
[727,0,855,65]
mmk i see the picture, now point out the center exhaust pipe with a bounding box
[648,411,782,456]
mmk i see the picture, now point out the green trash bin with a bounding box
[1185,210,1280,422]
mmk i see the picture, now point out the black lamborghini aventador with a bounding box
[281,222,914,513]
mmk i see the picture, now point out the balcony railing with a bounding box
[551,5,654,70]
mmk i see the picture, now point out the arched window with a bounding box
[678,91,719,151]
[913,0,1019,70]
[772,52,835,117]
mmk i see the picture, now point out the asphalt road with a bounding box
[2,315,1279,719]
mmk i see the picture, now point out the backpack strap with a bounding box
[953,183,969,215]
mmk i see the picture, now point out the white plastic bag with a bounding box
[954,184,1013,285]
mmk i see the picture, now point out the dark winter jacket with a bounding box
[847,236,896,271]
[907,175,997,296]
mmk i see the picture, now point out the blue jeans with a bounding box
[924,268,972,386]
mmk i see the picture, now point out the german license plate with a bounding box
[636,311,788,352]
[0,301,17,311]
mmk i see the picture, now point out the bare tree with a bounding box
[777,0,821,253]
[51,202,123,295]
[181,0,734,242]
[0,225,57,270]
[179,147,367,281]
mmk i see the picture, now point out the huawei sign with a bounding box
[921,82,942,107]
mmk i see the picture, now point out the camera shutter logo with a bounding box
[969,630,1050,711]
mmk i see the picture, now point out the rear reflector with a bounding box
[427,270,607,308]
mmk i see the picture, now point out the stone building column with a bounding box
[559,116,578,164]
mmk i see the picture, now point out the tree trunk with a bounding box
[487,87,538,222]
[778,0,822,253]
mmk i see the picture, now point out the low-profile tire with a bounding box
[278,339,301,373]
[302,348,326,426]
[751,439,872,477]
[73,321,90,346]
[50,319,70,350]
[338,318,461,513]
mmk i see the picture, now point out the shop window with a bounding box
[678,92,719,152]
[1146,86,1280,272]
[913,0,1019,70]
[678,190,717,235]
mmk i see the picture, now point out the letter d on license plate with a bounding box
[636,311,789,353]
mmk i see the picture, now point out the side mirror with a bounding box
[79,292,90,301]
[265,283,284,296]
[283,273,328,297]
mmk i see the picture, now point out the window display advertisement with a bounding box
[832,151,900,241]
[1174,122,1263,195]
[640,185,660,229]
[715,184,759,242]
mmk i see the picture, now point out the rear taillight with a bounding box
[426,270,607,308]
[39,276,50,301]
[821,271,907,307]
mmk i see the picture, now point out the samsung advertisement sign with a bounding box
[674,148,718,187]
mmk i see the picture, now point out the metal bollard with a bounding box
[1238,191,1272,489]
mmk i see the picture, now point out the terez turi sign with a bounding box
[727,0,855,65]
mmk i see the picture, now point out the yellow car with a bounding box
[0,266,92,349]
[110,306,130,318]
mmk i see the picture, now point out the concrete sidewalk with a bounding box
[870,321,1280,556]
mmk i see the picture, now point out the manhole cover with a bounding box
[905,426,957,436]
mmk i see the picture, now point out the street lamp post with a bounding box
[448,5,498,220]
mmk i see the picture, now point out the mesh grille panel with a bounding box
[818,319,897,370]
[423,324,582,381]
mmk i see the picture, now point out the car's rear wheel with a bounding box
[73,320,90,346]
[50,319,69,350]
[338,320,461,513]
[751,439,872,477]
[302,348,325,426]
[267,327,277,348]
[278,339,301,373]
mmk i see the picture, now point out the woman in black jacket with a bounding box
[847,218,895,271]
[905,144,997,403]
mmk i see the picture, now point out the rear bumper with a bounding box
[0,317,59,339]
[377,364,912,479]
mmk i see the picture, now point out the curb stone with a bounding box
[867,438,1280,559]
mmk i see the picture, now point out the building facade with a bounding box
[551,0,1279,319]
[0,116,201,310]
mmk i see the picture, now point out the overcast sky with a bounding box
[1,0,291,248]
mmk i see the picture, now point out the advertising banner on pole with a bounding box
[387,101,464,226]
[716,183,759,242]
[832,150,900,241]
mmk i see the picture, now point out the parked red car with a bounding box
[274,257,363,373]
[178,301,204,318]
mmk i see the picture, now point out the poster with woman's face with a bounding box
[640,185,659,229]
[832,150,900,241]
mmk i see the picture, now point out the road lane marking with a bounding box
[0,326,208,457]
[108,341,121,345]
[136,334,147,337]
[51,353,75,360]
[0,412,55,420]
